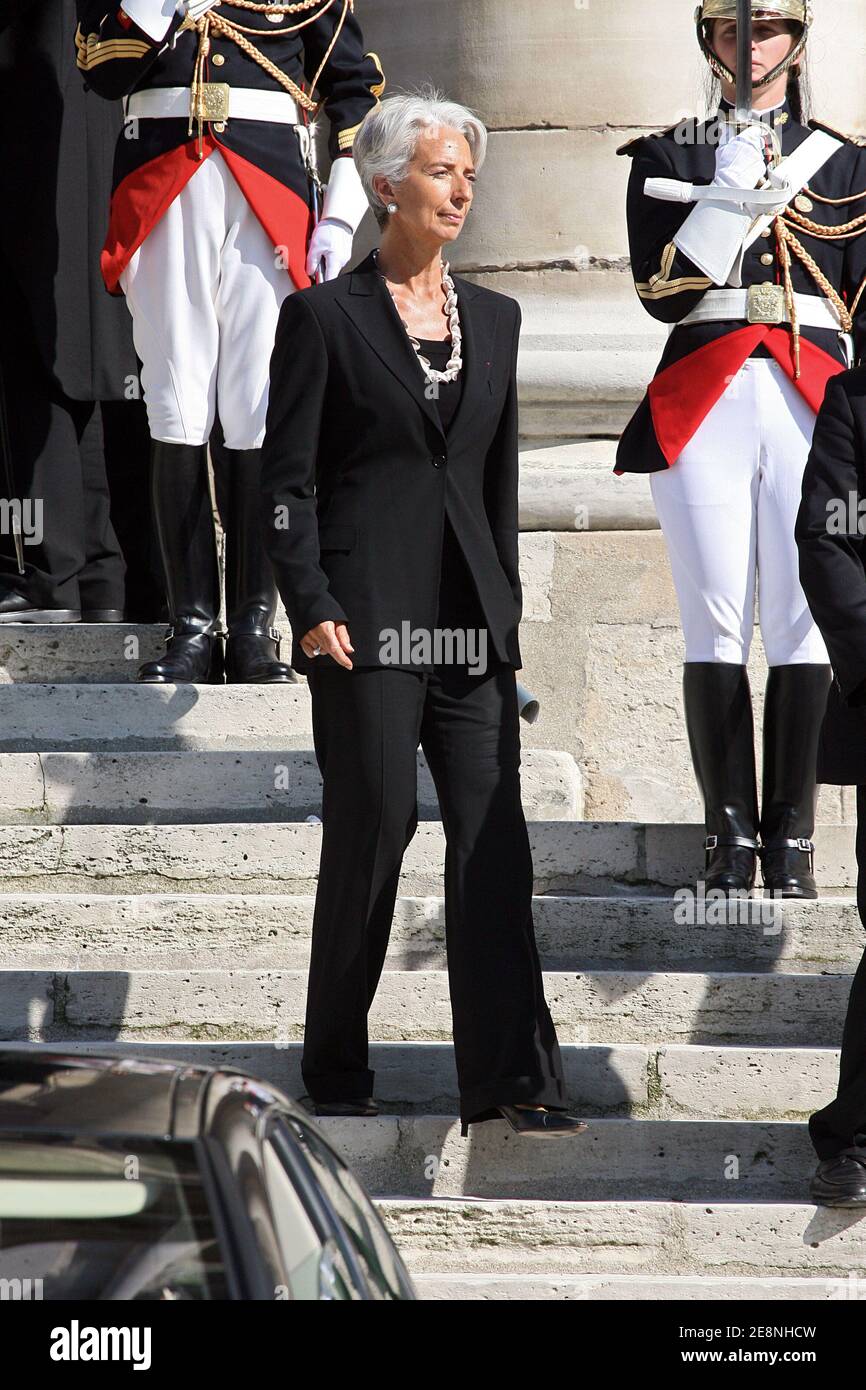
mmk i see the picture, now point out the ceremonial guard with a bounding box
[616,1,866,897]
[75,0,384,681]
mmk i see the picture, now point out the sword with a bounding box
[296,117,326,286]
[734,0,754,128]
[0,359,25,576]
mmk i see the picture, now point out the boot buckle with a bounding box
[164,623,225,644]
[760,836,815,871]
[798,837,815,872]
[705,835,719,852]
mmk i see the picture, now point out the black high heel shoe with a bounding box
[461,1105,588,1138]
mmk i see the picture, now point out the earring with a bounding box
[387,202,398,214]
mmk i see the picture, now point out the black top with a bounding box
[414,340,484,635]
[415,338,464,436]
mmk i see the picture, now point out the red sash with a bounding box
[646,324,845,467]
[101,139,312,295]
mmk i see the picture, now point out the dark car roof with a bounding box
[0,1047,275,1141]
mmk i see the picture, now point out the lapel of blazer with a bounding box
[337,249,498,445]
[448,274,498,444]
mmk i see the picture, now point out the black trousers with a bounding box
[0,273,126,611]
[301,659,568,1126]
[809,783,866,1158]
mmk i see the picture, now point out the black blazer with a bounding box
[796,367,866,784]
[260,247,523,675]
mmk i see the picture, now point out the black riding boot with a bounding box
[212,445,295,684]
[683,662,760,894]
[759,664,832,899]
[137,441,224,684]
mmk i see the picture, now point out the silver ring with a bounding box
[312,646,322,656]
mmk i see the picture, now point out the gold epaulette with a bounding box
[808,118,866,148]
[616,120,689,157]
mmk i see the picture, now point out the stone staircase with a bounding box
[0,621,862,1301]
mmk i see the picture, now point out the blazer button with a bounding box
[431,454,446,469]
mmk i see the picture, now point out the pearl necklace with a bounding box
[373,248,463,384]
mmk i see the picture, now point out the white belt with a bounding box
[680,288,845,333]
[125,86,301,125]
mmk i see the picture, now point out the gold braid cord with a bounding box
[186,0,351,153]
[800,185,866,206]
[764,186,866,378]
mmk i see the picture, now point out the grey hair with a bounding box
[352,84,488,228]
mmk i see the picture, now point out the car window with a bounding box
[0,1137,228,1300]
[260,1139,354,1300]
[272,1115,414,1301]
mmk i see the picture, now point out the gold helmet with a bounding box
[695,2,811,89]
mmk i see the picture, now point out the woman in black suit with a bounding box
[261,89,585,1139]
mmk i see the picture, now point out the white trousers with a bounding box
[119,150,293,449]
[649,356,830,667]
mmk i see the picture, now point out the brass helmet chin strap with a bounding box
[695,2,811,91]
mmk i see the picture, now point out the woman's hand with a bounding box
[300,620,354,669]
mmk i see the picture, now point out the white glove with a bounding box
[320,155,370,237]
[306,218,353,283]
[673,126,776,287]
[714,125,771,193]
[120,0,180,41]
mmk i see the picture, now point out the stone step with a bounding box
[26,1040,840,1121]
[0,684,312,751]
[0,624,165,684]
[313,1117,820,1202]
[0,749,580,823]
[0,822,856,892]
[376,1199,866,1278]
[412,1273,853,1301]
[518,440,656,532]
[1,969,851,1044]
[0,894,858,975]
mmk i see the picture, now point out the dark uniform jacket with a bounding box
[796,367,866,785]
[617,95,866,475]
[74,0,384,292]
[0,0,139,399]
[259,248,524,675]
